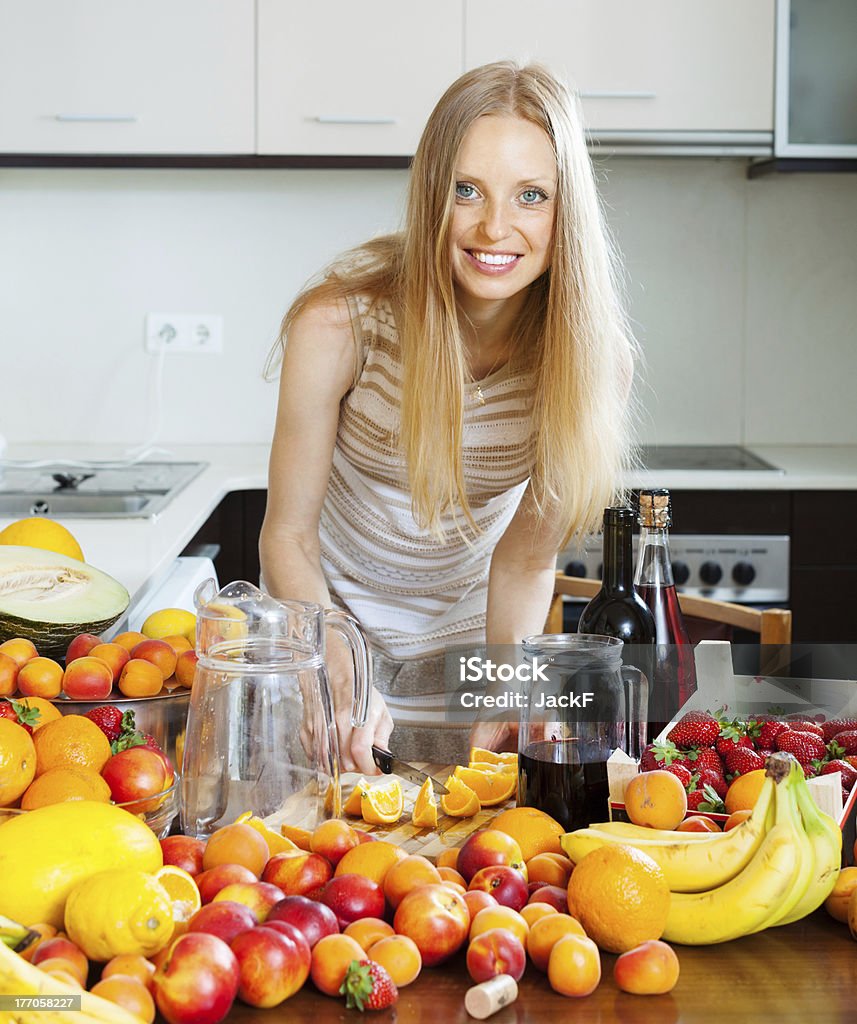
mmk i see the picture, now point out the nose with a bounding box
[479,198,511,242]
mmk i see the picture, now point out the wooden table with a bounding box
[225,910,855,1024]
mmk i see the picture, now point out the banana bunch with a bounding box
[0,938,140,1024]
[561,751,842,945]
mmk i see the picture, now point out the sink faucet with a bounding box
[51,472,95,490]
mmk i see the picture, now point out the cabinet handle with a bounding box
[577,91,656,100]
[314,115,397,125]
[54,114,139,123]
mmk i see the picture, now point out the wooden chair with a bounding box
[546,573,792,646]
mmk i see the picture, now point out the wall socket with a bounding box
[145,313,223,354]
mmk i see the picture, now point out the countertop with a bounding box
[2,443,857,612]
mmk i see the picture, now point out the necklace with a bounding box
[468,349,507,405]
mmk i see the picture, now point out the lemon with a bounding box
[141,607,197,643]
[64,869,174,961]
[0,518,84,561]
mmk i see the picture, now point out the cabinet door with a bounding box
[0,0,254,154]
[257,0,463,156]
[465,0,774,134]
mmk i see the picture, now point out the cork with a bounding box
[638,487,671,528]
[464,975,519,1019]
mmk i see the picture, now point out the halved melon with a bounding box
[0,546,129,657]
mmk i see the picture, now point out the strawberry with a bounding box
[784,717,824,738]
[724,747,766,777]
[340,959,398,1012]
[685,778,726,814]
[753,719,788,750]
[845,756,857,772]
[697,768,728,799]
[820,760,857,791]
[776,730,826,763]
[829,731,857,756]
[640,741,685,770]
[716,732,753,757]
[691,748,726,776]
[822,718,857,743]
[661,763,693,787]
[85,705,125,742]
[0,699,40,734]
[667,712,720,749]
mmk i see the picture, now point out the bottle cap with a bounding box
[603,506,636,527]
[638,488,671,528]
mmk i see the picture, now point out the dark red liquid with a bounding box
[637,582,698,723]
[518,740,609,832]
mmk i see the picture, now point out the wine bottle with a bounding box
[634,488,698,727]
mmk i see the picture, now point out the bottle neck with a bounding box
[634,525,675,587]
[603,518,635,594]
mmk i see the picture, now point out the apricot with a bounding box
[32,937,89,986]
[437,866,467,889]
[118,658,163,698]
[435,848,459,870]
[203,823,270,877]
[457,829,525,883]
[366,934,421,987]
[90,976,156,1024]
[18,657,64,699]
[61,656,113,701]
[64,633,101,664]
[463,889,498,921]
[174,650,199,688]
[547,933,601,997]
[469,905,529,946]
[613,939,680,995]
[724,809,753,831]
[526,912,587,972]
[826,867,857,924]
[0,652,19,696]
[466,927,526,984]
[87,643,130,683]
[520,902,558,928]
[676,815,721,833]
[0,638,38,668]
[160,634,193,657]
[526,852,573,887]
[383,854,442,909]
[309,933,365,997]
[310,819,360,867]
[101,954,157,989]
[112,631,147,654]
[130,639,177,680]
[343,917,394,951]
[624,770,688,830]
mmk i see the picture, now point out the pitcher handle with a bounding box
[621,665,649,762]
[324,609,372,728]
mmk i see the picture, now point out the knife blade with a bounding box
[371,746,449,794]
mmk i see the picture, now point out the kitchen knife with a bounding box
[371,746,449,794]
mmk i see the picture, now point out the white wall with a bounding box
[1,159,855,447]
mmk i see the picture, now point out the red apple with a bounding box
[456,830,526,883]
[466,927,527,984]
[101,746,167,810]
[212,882,284,921]
[65,633,101,665]
[197,864,259,904]
[266,895,339,949]
[187,901,259,944]
[152,932,240,1024]
[526,884,568,914]
[318,874,385,930]
[392,883,470,967]
[468,865,529,912]
[160,836,206,877]
[260,851,332,898]
[230,926,311,1007]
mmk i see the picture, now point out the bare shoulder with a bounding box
[282,295,357,397]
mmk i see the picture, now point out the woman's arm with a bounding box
[259,298,393,773]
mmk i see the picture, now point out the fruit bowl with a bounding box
[0,773,180,839]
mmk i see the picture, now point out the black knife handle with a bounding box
[371,746,393,774]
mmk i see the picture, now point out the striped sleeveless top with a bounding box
[318,294,535,661]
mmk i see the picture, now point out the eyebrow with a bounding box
[454,172,557,186]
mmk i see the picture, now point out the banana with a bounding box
[583,820,718,841]
[775,772,842,927]
[0,940,140,1024]
[661,819,801,945]
[561,777,776,893]
[0,918,38,956]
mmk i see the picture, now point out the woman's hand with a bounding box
[469,719,519,754]
[327,632,394,774]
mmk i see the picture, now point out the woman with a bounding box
[260,61,637,774]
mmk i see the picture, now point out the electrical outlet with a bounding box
[144,313,223,354]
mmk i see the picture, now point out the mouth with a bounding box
[464,250,523,274]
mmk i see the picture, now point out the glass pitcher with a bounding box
[516,633,647,832]
[180,579,370,839]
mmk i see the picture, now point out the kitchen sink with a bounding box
[0,461,207,519]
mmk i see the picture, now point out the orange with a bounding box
[154,865,202,925]
[202,822,270,877]
[335,839,405,886]
[367,934,422,987]
[16,657,63,700]
[0,718,37,806]
[439,775,480,817]
[451,765,517,806]
[15,697,62,730]
[468,746,518,766]
[280,823,313,850]
[725,768,767,815]
[344,777,369,816]
[490,806,565,861]
[343,917,394,951]
[361,778,404,825]
[20,767,111,809]
[624,770,688,830]
[412,777,438,828]
[547,933,601,997]
[566,844,670,954]
[383,855,442,908]
[89,975,156,1024]
[234,811,299,856]
[31,714,111,776]
[527,912,588,972]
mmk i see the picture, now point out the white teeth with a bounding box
[472,251,518,265]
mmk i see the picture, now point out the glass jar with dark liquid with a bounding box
[517,634,647,833]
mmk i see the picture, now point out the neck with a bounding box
[456,290,526,376]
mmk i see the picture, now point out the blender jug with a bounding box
[517,633,647,832]
[180,580,370,838]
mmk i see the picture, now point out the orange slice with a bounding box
[412,777,438,829]
[280,823,313,850]
[234,811,300,856]
[468,746,518,767]
[467,760,518,776]
[439,776,480,818]
[361,778,404,825]
[452,766,517,807]
[154,865,201,925]
[344,777,370,816]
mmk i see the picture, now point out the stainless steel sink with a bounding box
[0,461,207,519]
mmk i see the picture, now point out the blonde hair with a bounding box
[267,61,638,546]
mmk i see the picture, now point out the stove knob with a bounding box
[672,560,690,586]
[564,560,587,578]
[732,561,756,586]
[699,561,723,586]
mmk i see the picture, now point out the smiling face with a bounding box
[448,114,558,320]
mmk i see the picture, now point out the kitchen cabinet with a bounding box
[465,0,775,136]
[181,490,266,589]
[0,0,254,154]
[256,0,463,156]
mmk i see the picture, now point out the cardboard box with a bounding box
[607,641,857,863]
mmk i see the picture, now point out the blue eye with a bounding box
[520,188,548,205]
[455,182,478,200]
